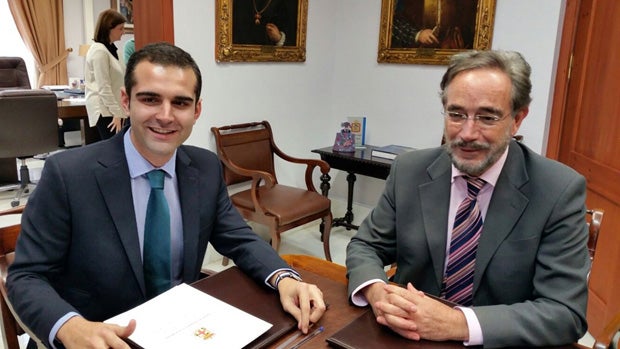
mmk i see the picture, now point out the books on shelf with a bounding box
[347,116,366,148]
[371,144,415,160]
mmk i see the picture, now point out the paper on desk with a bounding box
[105,283,272,349]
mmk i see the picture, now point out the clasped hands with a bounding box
[364,282,469,342]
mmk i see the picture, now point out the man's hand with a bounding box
[56,316,136,349]
[277,278,326,334]
[372,283,469,342]
[417,29,439,46]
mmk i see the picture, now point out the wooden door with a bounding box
[132,0,174,50]
[549,0,620,336]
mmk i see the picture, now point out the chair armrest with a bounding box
[271,147,330,193]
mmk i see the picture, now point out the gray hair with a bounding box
[439,50,532,114]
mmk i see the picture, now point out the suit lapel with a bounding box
[420,152,453,290]
[175,148,201,282]
[93,133,145,295]
[473,142,529,294]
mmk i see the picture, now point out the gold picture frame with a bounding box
[215,0,308,62]
[377,0,496,65]
[111,0,134,34]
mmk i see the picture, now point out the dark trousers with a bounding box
[95,115,130,141]
[95,115,116,140]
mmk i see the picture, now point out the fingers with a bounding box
[279,281,326,334]
[117,319,136,338]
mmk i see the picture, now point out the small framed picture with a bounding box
[111,0,134,33]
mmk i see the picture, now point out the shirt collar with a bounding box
[124,128,177,179]
[451,146,509,187]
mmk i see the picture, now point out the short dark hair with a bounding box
[124,42,202,103]
[440,50,532,114]
[93,9,126,44]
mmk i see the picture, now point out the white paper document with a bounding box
[105,283,272,349]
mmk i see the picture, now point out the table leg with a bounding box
[333,172,359,230]
[319,172,331,240]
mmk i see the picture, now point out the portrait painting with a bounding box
[378,0,496,64]
[215,0,308,62]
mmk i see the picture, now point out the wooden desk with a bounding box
[57,100,100,145]
[311,146,392,230]
[192,266,582,349]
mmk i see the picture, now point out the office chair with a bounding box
[0,57,30,90]
[0,89,59,207]
[0,57,31,191]
[211,121,333,263]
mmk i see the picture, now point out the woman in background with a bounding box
[85,9,127,140]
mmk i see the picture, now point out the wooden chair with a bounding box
[0,206,45,349]
[586,208,604,263]
[0,206,24,349]
[211,121,333,263]
[574,311,620,349]
[281,254,346,285]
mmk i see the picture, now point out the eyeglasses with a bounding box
[443,111,511,127]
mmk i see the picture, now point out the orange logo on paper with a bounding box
[194,327,215,340]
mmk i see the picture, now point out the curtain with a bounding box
[8,0,69,87]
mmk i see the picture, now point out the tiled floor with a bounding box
[0,190,596,348]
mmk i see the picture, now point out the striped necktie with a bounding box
[143,169,171,299]
[442,176,486,306]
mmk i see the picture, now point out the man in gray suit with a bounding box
[346,50,589,348]
[8,43,326,349]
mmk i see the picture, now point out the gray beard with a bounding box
[444,132,511,177]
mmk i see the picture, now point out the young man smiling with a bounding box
[8,43,326,349]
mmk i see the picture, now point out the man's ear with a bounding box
[193,98,202,124]
[512,107,529,135]
[120,87,130,116]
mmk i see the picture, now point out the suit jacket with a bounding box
[346,141,590,348]
[7,129,289,347]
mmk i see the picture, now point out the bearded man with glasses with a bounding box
[346,50,590,347]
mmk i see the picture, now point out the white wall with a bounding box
[64,0,566,206]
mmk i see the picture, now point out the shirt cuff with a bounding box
[49,312,80,349]
[350,279,386,306]
[264,268,299,290]
[456,306,483,346]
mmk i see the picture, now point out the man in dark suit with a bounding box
[8,43,326,349]
[346,50,589,347]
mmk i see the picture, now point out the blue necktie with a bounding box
[143,170,171,299]
[441,177,486,306]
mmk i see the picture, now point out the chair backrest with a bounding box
[0,89,59,159]
[586,208,604,262]
[0,57,30,90]
[211,121,277,186]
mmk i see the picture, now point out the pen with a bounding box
[289,326,324,349]
[274,331,303,349]
[274,323,316,349]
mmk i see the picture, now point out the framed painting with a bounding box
[215,0,308,62]
[111,0,134,33]
[377,0,496,65]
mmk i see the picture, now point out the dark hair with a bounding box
[440,50,532,114]
[124,42,202,102]
[93,9,126,44]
